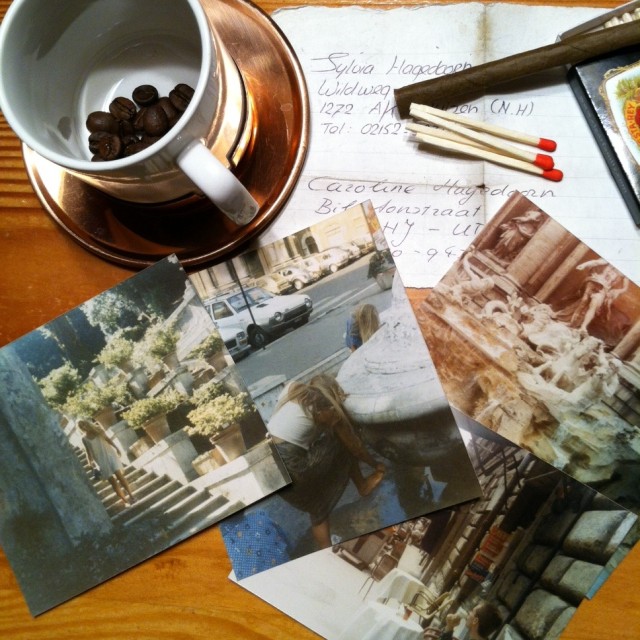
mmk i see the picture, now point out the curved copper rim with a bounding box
[22,0,310,270]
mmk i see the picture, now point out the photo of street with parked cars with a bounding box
[189,202,382,386]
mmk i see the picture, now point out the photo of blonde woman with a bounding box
[77,419,136,507]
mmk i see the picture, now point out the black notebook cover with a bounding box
[567,46,640,227]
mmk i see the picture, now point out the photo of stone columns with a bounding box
[416,192,640,513]
[236,414,638,640]
[0,256,289,615]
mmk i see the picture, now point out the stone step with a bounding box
[74,441,243,538]
[91,467,148,497]
[100,470,156,503]
[169,499,245,540]
[163,488,218,519]
[111,481,185,525]
[120,484,221,529]
[106,474,175,518]
[166,494,231,535]
[119,483,198,527]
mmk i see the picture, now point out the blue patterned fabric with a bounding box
[220,510,292,579]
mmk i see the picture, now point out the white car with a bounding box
[317,247,350,273]
[254,273,294,295]
[277,265,315,290]
[339,242,362,261]
[218,324,251,360]
[353,235,375,254]
[296,256,326,278]
[204,286,313,348]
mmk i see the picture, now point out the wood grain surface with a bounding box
[1,0,638,637]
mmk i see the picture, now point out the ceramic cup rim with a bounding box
[0,0,213,172]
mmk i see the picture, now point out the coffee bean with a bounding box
[143,104,169,136]
[119,120,135,136]
[109,96,137,121]
[86,80,192,159]
[96,134,123,160]
[157,97,182,127]
[132,84,159,106]
[121,133,139,148]
[88,131,111,154]
[86,111,119,134]
[169,83,194,112]
[132,107,147,132]
[119,120,138,146]
[157,96,178,120]
[123,141,151,157]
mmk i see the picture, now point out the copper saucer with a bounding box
[22,0,309,269]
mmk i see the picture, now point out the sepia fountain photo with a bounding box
[416,192,640,513]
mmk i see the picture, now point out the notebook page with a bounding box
[483,3,640,283]
[264,4,640,287]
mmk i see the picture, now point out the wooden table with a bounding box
[1,0,638,637]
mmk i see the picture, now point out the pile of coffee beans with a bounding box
[85,83,195,161]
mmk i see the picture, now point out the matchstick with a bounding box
[410,103,557,152]
[405,122,549,167]
[410,129,563,182]
[406,122,539,161]
[406,122,491,151]
[410,105,555,170]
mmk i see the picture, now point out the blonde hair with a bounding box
[276,374,374,464]
[276,374,349,426]
[77,419,105,438]
[353,304,380,344]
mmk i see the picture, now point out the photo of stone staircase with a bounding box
[75,445,244,542]
[0,257,292,615]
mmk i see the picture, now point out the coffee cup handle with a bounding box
[177,141,259,225]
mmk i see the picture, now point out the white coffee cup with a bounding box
[0,0,259,225]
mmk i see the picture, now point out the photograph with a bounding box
[604,59,640,166]
[236,412,639,640]
[190,202,483,576]
[414,191,640,514]
[0,256,289,615]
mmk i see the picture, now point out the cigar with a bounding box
[394,19,640,118]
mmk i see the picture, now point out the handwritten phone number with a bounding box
[320,122,402,135]
[391,246,466,261]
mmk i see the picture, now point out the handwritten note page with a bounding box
[262,4,640,287]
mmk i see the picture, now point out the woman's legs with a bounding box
[108,475,130,505]
[114,469,135,502]
[309,462,384,551]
